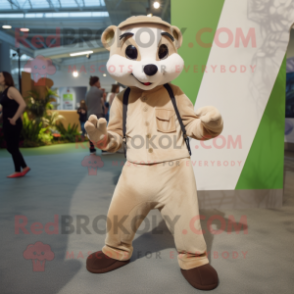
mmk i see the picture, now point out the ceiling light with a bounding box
[20,28,29,32]
[103,73,106,77]
[70,50,93,57]
[73,71,79,77]
[147,13,153,17]
[153,2,160,9]
[2,25,12,29]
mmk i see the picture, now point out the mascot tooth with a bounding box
[85,15,223,291]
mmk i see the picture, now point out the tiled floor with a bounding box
[0,145,293,294]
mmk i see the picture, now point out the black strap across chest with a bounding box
[122,87,131,158]
[122,83,191,158]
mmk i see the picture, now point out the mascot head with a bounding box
[101,15,184,90]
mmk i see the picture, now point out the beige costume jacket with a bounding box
[103,83,222,164]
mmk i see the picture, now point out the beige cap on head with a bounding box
[118,15,171,30]
[102,15,182,50]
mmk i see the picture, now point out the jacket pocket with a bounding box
[155,108,176,133]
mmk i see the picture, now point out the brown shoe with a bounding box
[86,251,130,273]
[181,264,219,290]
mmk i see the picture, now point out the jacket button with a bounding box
[143,106,148,112]
[145,122,149,126]
[146,134,151,139]
[148,148,153,153]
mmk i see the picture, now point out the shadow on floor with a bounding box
[0,152,126,294]
[130,209,248,264]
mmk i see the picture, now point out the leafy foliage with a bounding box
[18,87,67,147]
[21,112,54,147]
[21,112,44,143]
[55,122,80,142]
[1,87,84,148]
[38,128,53,144]
[25,87,58,122]
[43,111,64,130]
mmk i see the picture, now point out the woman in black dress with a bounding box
[0,71,30,178]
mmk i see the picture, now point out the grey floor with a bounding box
[0,146,294,294]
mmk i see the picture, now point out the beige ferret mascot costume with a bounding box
[85,16,223,291]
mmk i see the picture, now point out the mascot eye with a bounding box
[158,44,169,59]
[125,45,138,60]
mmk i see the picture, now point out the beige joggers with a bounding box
[102,158,209,270]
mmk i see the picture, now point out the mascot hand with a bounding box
[85,115,108,149]
[195,106,223,136]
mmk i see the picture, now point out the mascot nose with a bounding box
[144,64,158,76]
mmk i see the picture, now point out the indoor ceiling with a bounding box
[0,0,171,53]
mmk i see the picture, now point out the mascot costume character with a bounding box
[85,16,223,291]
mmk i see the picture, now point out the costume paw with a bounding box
[85,115,108,148]
[195,106,223,137]
[195,106,221,124]
[181,263,219,290]
[86,251,130,273]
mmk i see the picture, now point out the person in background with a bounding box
[102,91,109,123]
[106,84,120,108]
[0,71,30,178]
[106,84,124,154]
[77,100,87,137]
[105,84,120,125]
[85,76,104,154]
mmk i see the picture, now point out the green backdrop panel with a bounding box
[235,56,286,190]
[171,0,226,103]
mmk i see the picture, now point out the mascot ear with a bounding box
[101,25,117,51]
[171,25,183,49]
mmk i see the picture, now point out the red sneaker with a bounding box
[22,167,31,176]
[7,172,24,178]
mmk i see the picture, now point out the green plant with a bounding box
[25,87,58,123]
[55,122,80,142]
[43,111,64,130]
[38,128,53,144]
[21,112,53,146]
[21,87,63,147]
[21,112,44,143]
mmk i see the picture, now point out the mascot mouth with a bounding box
[131,73,152,86]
